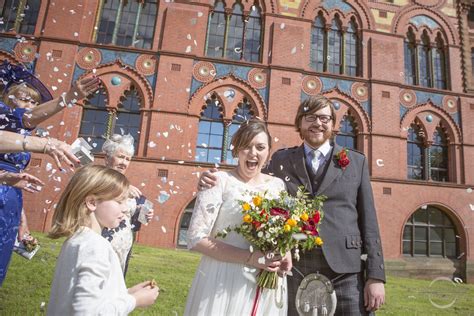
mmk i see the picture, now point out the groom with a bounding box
[198,95,385,315]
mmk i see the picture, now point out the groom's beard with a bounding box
[301,128,333,148]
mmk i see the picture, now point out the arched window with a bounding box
[327,18,342,74]
[418,33,431,88]
[225,3,245,61]
[404,30,448,89]
[345,19,358,76]
[177,199,195,247]
[78,89,110,152]
[226,99,253,164]
[407,123,425,180]
[94,0,157,49]
[115,88,142,152]
[407,123,450,182]
[0,0,40,34]
[403,206,457,258]
[206,0,226,58]
[243,6,262,63]
[404,29,417,85]
[429,127,448,182]
[310,14,325,72]
[432,34,447,90]
[336,114,357,150]
[310,14,359,76]
[79,86,142,153]
[195,92,254,165]
[196,94,225,164]
[205,0,262,62]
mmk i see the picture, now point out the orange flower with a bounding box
[252,196,262,207]
[242,203,251,212]
[286,218,297,227]
[243,214,252,223]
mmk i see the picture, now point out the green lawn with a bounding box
[1,232,473,315]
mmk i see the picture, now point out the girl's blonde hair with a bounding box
[49,165,129,239]
[3,83,41,107]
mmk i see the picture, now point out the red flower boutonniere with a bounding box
[335,148,350,170]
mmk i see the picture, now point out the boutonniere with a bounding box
[334,148,350,170]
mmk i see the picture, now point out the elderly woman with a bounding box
[101,134,153,276]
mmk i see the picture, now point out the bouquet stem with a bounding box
[257,270,278,289]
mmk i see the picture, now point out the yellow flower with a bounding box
[300,213,309,221]
[243,214,252,223]
[315,237,324,246]
[283,224,291,232]
[242,203,251,212]
[286,218,297,227]
[252,196,262,207]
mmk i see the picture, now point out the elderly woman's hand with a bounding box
[43,138,80,170]
[128,184,142,198]
[64,76,101,105]
[0,171,44,193]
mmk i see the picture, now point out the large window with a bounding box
[404,29,448,89]
[79,87,142,152]
[403,206,457,258]
[407,123,449,182]
[311,15,359,76]
[0,0,40,34]
[205,0,262,63]
[195,93,253,165]
[336,114,357,150]
[94,0,157,49]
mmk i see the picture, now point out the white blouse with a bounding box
[47,227,136,316]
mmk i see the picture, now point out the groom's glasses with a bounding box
[304,114,333,124]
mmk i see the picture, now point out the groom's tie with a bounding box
[310,149,322,175]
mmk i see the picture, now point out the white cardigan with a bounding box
[47,227,136,315]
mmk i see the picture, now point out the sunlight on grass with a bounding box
[1,232,473,315]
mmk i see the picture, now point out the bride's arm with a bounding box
[192,237,282,272]
[187,172,282,271]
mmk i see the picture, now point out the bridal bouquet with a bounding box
[22,234,40,252]
[216,186,326,289]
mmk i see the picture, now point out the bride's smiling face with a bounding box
[236,131,270,180]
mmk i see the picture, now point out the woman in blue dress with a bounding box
[0,61,100,285]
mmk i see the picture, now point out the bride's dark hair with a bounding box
[230,117,271,158]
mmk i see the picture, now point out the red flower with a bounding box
[269,207,289,219]
[335,148,350,170]
[313,211,321,224]
[252,220,262,229]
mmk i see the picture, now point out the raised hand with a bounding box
[197,168,219,191]
[64,76,102,105]
[43,138,80,170]
[0,171,44,193]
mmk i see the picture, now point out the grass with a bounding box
[1,232,474,315]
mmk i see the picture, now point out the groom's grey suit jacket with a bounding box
[266,143,386,282]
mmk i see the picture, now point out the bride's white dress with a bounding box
[184,171,288,316]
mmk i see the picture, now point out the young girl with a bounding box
[47,165,159,315]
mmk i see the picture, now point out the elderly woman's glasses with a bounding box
[304,114,332,124]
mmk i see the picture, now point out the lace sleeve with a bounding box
[187,172,226,250]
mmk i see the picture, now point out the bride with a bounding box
[184,118,292,316]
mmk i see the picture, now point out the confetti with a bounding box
[46,162,53,172]
[161,226,167,233]
[157,191,170,204]
[376,159,384,167]
[467,188,472,193]
[291,47,296,54]
[148,141,156,148]
[280,23,285,30]
[162,132,169,137]
[185,45,192,53]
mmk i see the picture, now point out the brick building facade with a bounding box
[1,0,473,281]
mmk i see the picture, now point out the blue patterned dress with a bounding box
[0,102,32,286]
